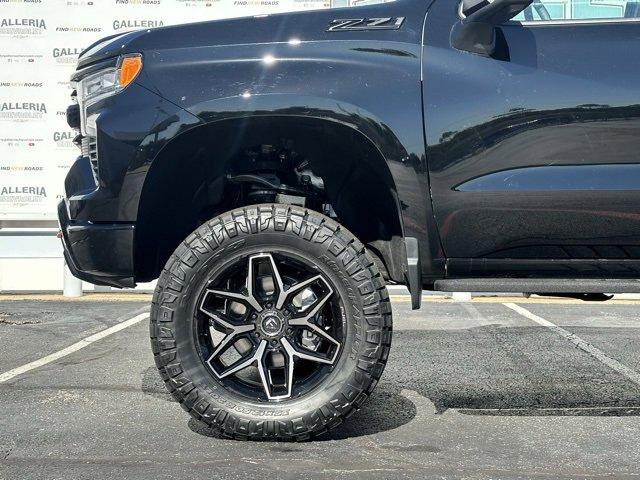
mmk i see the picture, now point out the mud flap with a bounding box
[405,237,422,310]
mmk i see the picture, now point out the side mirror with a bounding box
[451,0,533,56]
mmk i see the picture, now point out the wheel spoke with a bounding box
[198,250,343,402]
[288,289,333,326]
[216,340,267,378]
[287,288,340,362]
[205,288,262,313]
[301,322,340,348]
[207,322,255,361]
[275,274,330,310]
[246,254,261,310]
[205,253,290,313]
[282,337,336,365]
[257,344,295,400]
[250,253,287,309]
[200,292,255,361]
[202,308,246,332]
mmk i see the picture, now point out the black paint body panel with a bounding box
[57,0,640,289]
[423,0,640,277]
[58,186,135,288]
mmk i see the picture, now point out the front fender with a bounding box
[185,93,408,168]
[139,39,423,162]
[136,39,436,262]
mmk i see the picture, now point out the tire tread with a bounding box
[150,204,392,440]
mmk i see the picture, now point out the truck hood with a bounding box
[77,4,408,69]
[78,30,150,68]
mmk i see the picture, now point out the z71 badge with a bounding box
[326,17,405,32]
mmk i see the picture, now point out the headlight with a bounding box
[79,68,118,105]
[75,54,142,136]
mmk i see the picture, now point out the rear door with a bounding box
[422,0,640,277]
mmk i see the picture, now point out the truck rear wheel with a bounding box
[150,205,392,440]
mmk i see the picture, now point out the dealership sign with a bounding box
[0,0,336,220]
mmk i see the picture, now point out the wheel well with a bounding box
[134,116,405,283]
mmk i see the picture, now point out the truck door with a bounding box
[422,0,640,277]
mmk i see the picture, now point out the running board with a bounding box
[433,278,640,294]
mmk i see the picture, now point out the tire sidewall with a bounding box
[152,206,389,436]
[174,232,361,417]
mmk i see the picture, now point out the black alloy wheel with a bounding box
[196,252,344,401]
[151,205,392,440]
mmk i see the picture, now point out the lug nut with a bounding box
[266,302,273,309]
[286,328,293,335]
[251,313,257,319]
[271,340,278,346]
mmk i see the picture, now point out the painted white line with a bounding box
[503,302,640,387]
[0,312,149,384]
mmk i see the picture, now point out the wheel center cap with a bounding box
[260,314,284,337]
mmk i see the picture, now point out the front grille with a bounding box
[69,89,99,186]
[81,136,99,183]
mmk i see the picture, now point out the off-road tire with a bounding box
[150,204,392,440]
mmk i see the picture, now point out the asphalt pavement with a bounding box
[1,293,639,479]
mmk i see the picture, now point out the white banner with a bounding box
[0,0,332,220]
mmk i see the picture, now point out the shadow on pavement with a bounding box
[142,366,417,439]
[141,366,174,402]
[185,381,417,440]
[141,321,640,440]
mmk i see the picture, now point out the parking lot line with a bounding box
[503,302,640,387]
[0,312,148,384]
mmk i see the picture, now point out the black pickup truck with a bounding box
[59,0,640,439]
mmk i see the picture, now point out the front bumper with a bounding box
[57,64,202,287]
[58,199,135,288]
[58,156,136,288]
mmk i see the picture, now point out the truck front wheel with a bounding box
[150,205,392,440]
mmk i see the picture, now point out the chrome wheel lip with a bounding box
[196,251,344,402]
